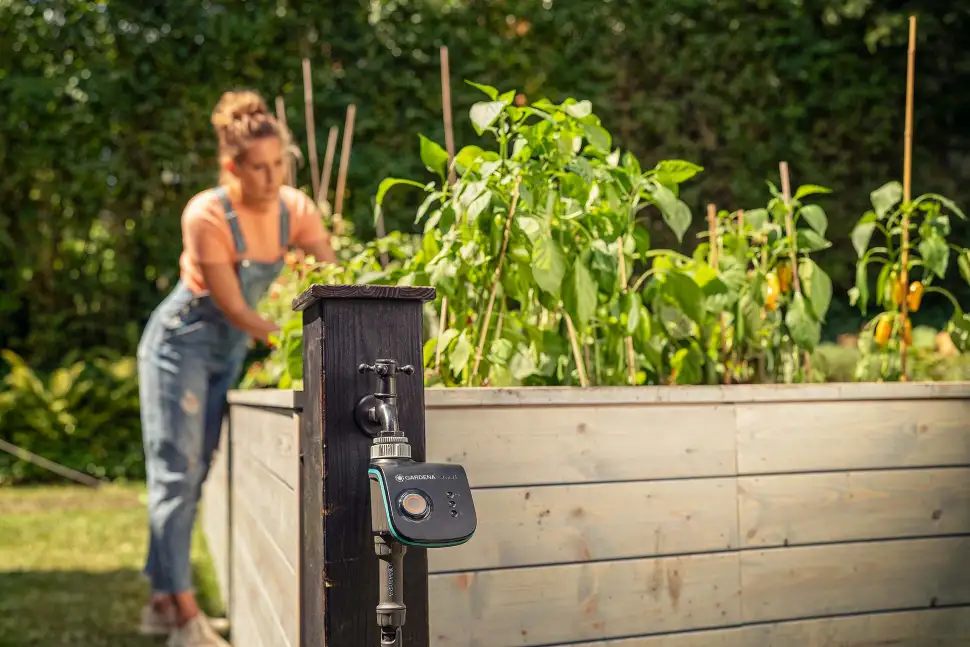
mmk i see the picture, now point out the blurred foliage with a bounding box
[0,349,143,485]
[3,0,970,370]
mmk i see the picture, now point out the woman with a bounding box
[136,89,337,647]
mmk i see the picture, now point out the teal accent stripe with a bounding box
[368,468,471,548]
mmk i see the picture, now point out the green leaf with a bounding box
[799,204,828,237]
[563,258,597,330]
[664,271,705,324]
[509,346,537,380]
[632,225,651,258]
[453,145,485,174]
[738,294,762,344]
[654,160,703,185]
[670,344,704,384]
[794,184,832,201]
[649,183,692,243]
[375,178,428,207]
[959,251,970,285]
[795,229,832,252]
[418,134,449,181]
[449,331,473,378]
[465,81,499,100]
[915,193,966,220]
[785,293,822,351]
[624,292,642,334]
[871,181,902,219]
[470,101,505,135]
[582,123,611,151]
[564,100,592,119]
[744,209,768,231]
[531,236,567,296]
[919,234,949,278]
[854,259,870,315]
[798,259,833,321]
[851,212,877,258]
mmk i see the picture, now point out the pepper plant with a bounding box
[849,180,968,380]
[372,82,705,387]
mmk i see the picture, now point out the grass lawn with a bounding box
[0,482,225,647]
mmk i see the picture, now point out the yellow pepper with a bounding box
[890,271,903,306]
[777,263,792,294]
[874,314,892,345]
[907,281,923,312]
[901,316,913,346]
[765,273,779,312]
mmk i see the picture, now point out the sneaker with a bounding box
[139,604,177,636]
[167,613,232,647]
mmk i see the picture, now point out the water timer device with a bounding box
[356,358,477,647]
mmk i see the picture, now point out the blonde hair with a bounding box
[210,89,297,186]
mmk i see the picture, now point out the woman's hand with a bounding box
[200,262,280,341]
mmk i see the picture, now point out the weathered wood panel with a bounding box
[741,536,970,623]
[429,553,742,646]
[226,400,301,647]
[736,399,970,474]
[426,404,737,487]
[200,415,231,612]
[428,478,738,573]
[549,606,970,646]
[739,467,970,548]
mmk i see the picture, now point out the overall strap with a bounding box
[279,195,290,250]
[214,187,247,255]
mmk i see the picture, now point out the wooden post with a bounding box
[294,284,436,647]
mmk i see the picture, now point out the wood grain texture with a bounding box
[430,552,741,646]
[200,415,231,613]
[736,399,970,474]
[234,500,298,647]
[739,467,970,548]
[741,536,970,623]
[537,607,970,647]
[316,295,431,647]
[428,478,738,573]
[426,404,737,487]
[232,405,300,489]
[232,449,298,571]
[300,310,325,647]
[424,382,970,407]
[292,283,436,311]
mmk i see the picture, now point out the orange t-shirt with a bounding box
[178,185,328,294]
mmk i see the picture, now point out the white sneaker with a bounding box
[166,613,232,647]
[139,604,177,635]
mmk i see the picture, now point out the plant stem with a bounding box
[562,309,589,386]
[470,177,522,382]
[779,161,810,381]
[616,236,637,385]
[900,14,917,381]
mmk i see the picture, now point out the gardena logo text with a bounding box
[396,474,436,482]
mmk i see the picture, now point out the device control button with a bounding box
[400,492,430,519]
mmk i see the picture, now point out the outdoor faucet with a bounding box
[358,359,412,436]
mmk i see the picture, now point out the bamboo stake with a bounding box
[302,58,321,203]
[274,96,296,186]
[434,297,448,374]
[616,237,637,385]
[563,310,589,387]
[319,126,339,210]
[900,15,917,381]
[470,178,522,382]
[779,161,811,382]
[707,203,731,384]
[440,45,457,185]
[0,438,103,488]
[333,104,357,235]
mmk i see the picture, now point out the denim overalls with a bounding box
[137,187,288,594]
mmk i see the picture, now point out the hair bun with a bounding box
[211,90,270,130]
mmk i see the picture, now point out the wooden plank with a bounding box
[426,404,737,488]
[740,467,970,548]
[429,553,741,646]
[228,388,302,409]
[232,449,299,572]
[536,607,970,647]
[428,478,738,573]
[307,289,433,647]
[299,311,324,647]
[200,416,231,610]
[736,400,970,474]
[234,500,299,647]
[423,382,970,408]
[231,405,300,489]
[227,573,267,647]
[741,536,970,623]
[230,512,279,647]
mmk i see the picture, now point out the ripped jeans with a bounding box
[137,282,246,594]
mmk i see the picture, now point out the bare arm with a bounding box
[200,262,279,343]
